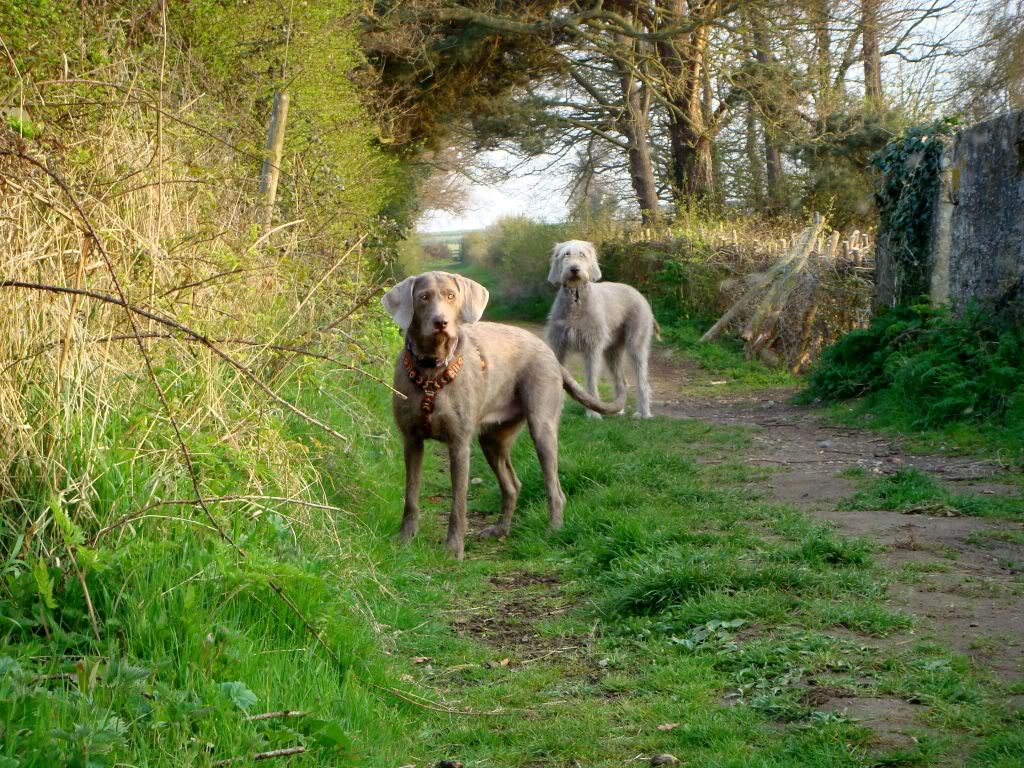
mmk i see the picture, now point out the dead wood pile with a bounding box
[701,215,875,372]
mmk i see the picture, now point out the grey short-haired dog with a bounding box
[382,271,625,559]
[545,240,660,419]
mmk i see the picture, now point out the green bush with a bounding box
[799,303,1024,433]
[484,217,567,296]
[596,236,726,325]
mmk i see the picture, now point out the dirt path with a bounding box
[520,322,1024,684]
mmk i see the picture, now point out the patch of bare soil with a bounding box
[449,572,585,661]
[817,695,926,752]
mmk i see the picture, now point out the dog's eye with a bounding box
[447,292,455,300]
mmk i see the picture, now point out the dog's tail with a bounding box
[561,368,627,415]
[653,318,662,341]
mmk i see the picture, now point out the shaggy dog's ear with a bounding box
[381,275,416,330]
[583,242,602,282]
[453,274,489,323]
[548,243,565,285]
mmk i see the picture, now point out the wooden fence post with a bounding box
[260,91,289,228]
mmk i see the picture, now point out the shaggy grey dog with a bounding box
[382,271,625,559]
[545,240,660,419]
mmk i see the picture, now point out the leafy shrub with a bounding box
[596,236,726,325]
[799,303,1024,431]
[483,217,567,296]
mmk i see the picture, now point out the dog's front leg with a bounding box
[398,434,424,544]
[445,438,472,559]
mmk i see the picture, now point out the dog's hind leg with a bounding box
[629,336,653,419]
[527,414,566,530]
[445,439,472,559]
[604,344,627,415]
[476,422,523,539]
[398,434,424,543]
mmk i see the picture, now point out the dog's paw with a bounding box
[475,524,509,540]
[632,411,653,420]
[445,537,465,560]
[396,523,418,544]
[585,410,603,420]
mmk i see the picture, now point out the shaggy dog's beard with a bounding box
[562,276,587,303]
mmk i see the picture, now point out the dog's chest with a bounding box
[554,298,603,346]
[393,361,483,440]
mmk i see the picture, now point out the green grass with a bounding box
[839,468,1024,520]
[3,334,1020,766]
[659,320,796,390]
[338,399,1018,766]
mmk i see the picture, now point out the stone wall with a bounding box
[875,111,1024,322]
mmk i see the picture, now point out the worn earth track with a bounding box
[517,322,1024,689]
[646,345,1024,687]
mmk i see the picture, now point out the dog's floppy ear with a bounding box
[547,243,565,285]
[453,274,489,323]
[381,275,416,330]
[584,242,602,282]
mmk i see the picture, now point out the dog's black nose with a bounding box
[433,318,448,330]
[570,266,580,275]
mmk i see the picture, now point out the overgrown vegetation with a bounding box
[0,3,420,764]
[799,303,1024,463]
[872,120,958,305]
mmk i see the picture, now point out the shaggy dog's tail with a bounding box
[653,318,662,340]
[561,368,627,415]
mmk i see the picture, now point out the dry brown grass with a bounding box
[0,51,387,552]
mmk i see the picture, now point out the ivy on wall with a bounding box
[872,118,958,304]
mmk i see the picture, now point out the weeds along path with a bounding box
[388,322,1023,767]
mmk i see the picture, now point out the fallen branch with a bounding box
[212,746,307,767]
[370,682,523,717]
[245,710,307,722]
[700,221,815,344]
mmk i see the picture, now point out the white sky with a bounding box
[417,153,570,232]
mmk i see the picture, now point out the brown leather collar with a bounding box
[402,345,464,437]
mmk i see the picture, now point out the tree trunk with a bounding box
[753,30,783,206]
[615,60,661,223]
[657,1,716,207]
[765,136,783,205]
[745,103,765,208]
[810,0,835,117]
[669,121,715,204]
[862,0,883,107]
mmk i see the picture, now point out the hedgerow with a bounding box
[798,303,1024,431]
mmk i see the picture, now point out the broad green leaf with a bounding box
[218,680,258,712]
